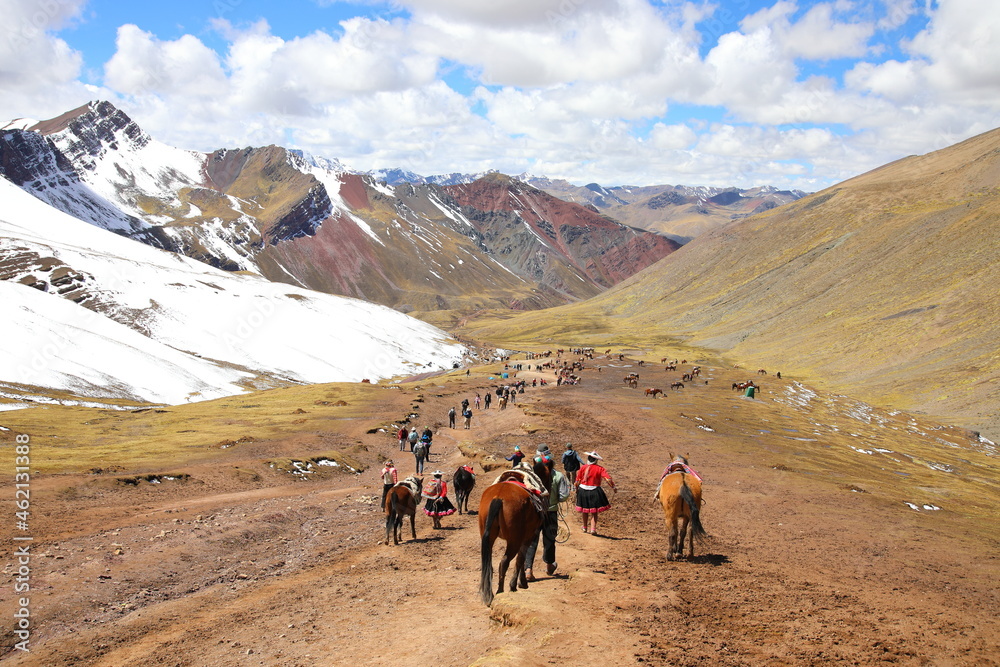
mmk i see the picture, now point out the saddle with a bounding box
[652,462,702,502]
[396,476,421,500]
[492,463,549,517]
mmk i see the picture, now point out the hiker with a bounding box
[561,442,584,485]
[380,460,398,508]
[413,440,428,474]
[525,451,571,580]
[505,445,525,468]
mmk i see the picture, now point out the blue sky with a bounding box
[2,0,999,190]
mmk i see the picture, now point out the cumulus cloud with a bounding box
[5,0,998,192]
[104,25,228,97]
[0,0,85,92]
[741,1,875,60]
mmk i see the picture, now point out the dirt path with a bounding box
[2,358,998,665]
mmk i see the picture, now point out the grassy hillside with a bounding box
[456,128,1000,440]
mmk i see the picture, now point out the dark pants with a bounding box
[381,483,393,509]
[525,510,558,568]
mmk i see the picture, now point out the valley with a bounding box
[1,351,997,665]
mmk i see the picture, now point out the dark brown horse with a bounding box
[656,456,705,560]
[478,459,552,606]
[454,465,476,514]
[645,387,663,398]
[383,476,422,545]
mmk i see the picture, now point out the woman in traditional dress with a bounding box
[574,451,617,535]
[422,471,456,528]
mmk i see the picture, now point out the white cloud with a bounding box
[104,25,228,97]
[741,1,874,60]
[394,0,607,27]
[0,0,85,92]
[907,0,1000,101]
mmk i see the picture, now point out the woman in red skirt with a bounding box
[422,471,456,529]
[574,452,617,535]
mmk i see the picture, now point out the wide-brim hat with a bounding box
[384,460,393,465]
[536,443,550,453]
[585,451,602,460]
[432,470,445,476]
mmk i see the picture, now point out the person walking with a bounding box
[505,445,525,468]
[421,426,433,461]
[448,407,456,429]
[397,426,409,451]
[413,440,428,474]
[407,428,419,451]
[422,471,456,529]
[484,392,492,409]
[463,407,473,429]
[575,451,617,535]
[474,393,481,410]
[561,442,584,485]
[380,460,398,509]
[525,452,571,580]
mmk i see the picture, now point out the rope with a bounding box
[556,499,571,543]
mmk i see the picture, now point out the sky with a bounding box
[1,0,999,190]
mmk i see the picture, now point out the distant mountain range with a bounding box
[367,171,807,244]
[0,101,680,317]
[459,127,1000,441]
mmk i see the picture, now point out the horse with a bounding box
[757,369,767,375]
[645,387,663,398]
[478,458,552,606]
[670,382,684,390]
[656,455,705,560]
[454,465,477,514]
[384,475,422,545]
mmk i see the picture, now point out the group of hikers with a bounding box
[381,436,621,578]
[395,424,436,473]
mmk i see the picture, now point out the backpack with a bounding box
[414,441,427,457]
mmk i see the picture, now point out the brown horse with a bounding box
[478,459,552,606]
[645,387,663,398]
[670,381,684,390]
[383,476,422,545]
[656,456,705,560]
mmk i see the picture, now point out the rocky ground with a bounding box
[1,354,998,666]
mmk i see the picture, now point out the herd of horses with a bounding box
[382,455,706,607]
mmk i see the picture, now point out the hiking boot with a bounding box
[546,562,558,576]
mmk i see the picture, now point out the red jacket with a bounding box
[577,463,614,488]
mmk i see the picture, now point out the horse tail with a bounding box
[679,479,706,538]
[479,497,503,605]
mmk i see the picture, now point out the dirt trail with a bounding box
[1,358,998,665]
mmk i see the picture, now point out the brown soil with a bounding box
[2,357,998,666]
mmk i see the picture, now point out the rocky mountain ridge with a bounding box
[1,101,677,316]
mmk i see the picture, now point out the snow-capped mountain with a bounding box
[0,176,465,405]
[1,101,677,313]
